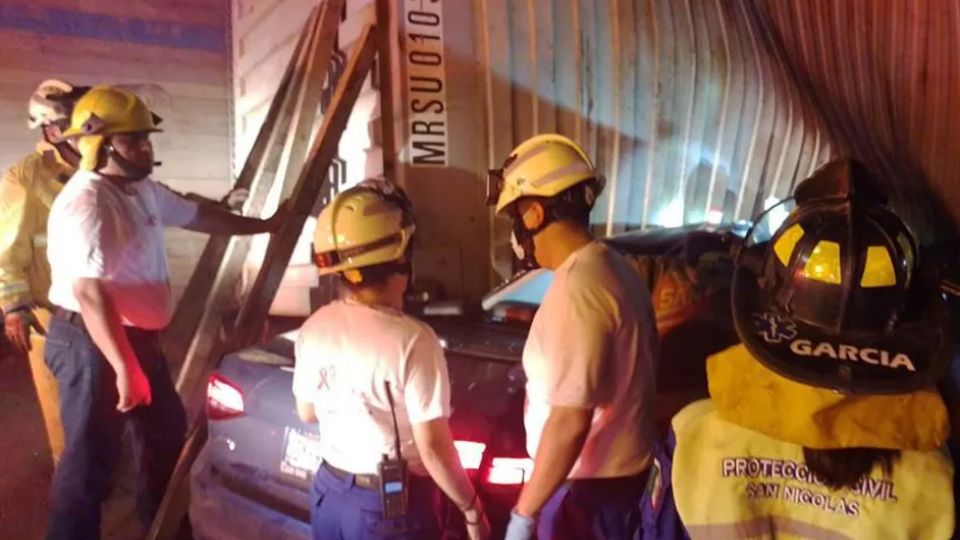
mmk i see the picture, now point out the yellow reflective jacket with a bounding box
[671,400,954,540]
[0,145,74,312]
[667,345,955,540]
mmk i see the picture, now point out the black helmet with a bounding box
[732,158,951,394]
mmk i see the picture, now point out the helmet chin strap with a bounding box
[106,144,154,181]
[509,184,596,269]
[511,214,552,270]
[41,127,81,169]
[52,142,81,170]
[57,142,79,161]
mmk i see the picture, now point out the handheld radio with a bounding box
[379,382,408,519]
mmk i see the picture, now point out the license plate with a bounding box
[281,427,321,479]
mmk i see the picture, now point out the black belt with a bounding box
[565,469,651,494]
[322,462,380,489]
[54,308,159,338]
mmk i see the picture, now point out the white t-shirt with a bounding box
[523,241,659,479]
[292,299,451,475]
[47,170,198,330]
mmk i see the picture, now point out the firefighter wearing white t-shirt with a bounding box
[45,86,285,540]
[487,134,659,540]
[293,180,490,540]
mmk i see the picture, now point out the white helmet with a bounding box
[487,134,604,214]
[312,179,415,283]
[28,79,83,129]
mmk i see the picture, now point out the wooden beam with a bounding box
[149,20,381,538]
[230,25,379,349]
[277,0,346,200]
[148,8,340,537]
[162,6,320,375]
[145,422,208,540]
[375,0,397,179]
[166,1,342,406]
[170,5,345,417]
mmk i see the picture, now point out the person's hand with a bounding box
[220,187,250,211]
[3,309,45,353]
[116,362,152,413]
[504,510,536,540]
[464,507,491,540]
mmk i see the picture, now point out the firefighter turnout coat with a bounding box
[0,143,74,313]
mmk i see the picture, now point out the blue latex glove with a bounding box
[504,510,537,540]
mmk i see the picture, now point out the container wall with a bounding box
[471,0,833,278]
[748,0,960,240]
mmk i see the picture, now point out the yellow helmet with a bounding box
[487,134,603,214]
[62,85,162,171]
[312,180,416,283]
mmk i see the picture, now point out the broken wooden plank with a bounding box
[170,7,338,414]
[165,0,343,396]
[149,22,381,540]
[162,6,320,374]
[277,0,346,200]
[148,12,327,539]
[375,0,397,180]
[145,420,208,540]
[230,25,379,349]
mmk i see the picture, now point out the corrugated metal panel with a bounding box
[747,0,960,241]
[0,0,233,300]
[233,0,959,298]
[475,0,835,276]
[478,0,832,245]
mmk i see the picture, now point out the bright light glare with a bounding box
[706,208,724,225]
[208,376,244,414]
[454,440,486,470]
[764,196,790,233]
[654,198,685,228]
[485,457,534,485]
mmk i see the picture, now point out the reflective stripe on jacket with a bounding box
[0,147,72,312]
[668,399,954,540]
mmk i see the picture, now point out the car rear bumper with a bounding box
[190,445,311,540]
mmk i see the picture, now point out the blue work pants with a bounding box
[539,471,649,540]
[44,313,186,540]
[311,462,443,539]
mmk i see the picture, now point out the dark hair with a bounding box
[339,260,411,292]
[802,447,900,489]
[542,181,600,227]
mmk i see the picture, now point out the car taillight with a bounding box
[207,374,244,420]
[485,457,534,485]
[490,304,537,324]
[454,440,486,470]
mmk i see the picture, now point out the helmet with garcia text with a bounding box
[732,158,950,394]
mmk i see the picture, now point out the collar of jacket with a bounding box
[707,344,948,450]
[36,140,77,178]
